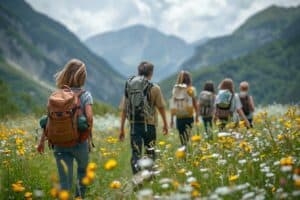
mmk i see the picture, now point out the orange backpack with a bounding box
[45,86,86,147]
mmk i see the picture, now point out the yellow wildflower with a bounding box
[284,121,292,129]
[50,188,59,198]
[87,162,97,172]
[110,180,121,189]
[280,156,294,166]
[191,135,201,142]
[158,141,166,146]
[12,181,25,192]
[295,179,300,187]
[175,148,186,159]
[81,176,92,186]
[229,175,239,181]
[24,192,32,199]
[58,190,69,200]
[192,190,200,198]
[104,159,117,170]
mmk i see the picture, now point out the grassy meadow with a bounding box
[0,105,299,199]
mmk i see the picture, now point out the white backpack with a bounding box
[170,84,193,117]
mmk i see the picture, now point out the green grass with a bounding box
[0,105,299,199]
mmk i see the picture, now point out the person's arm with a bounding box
[119,110,126,141]
[158,107,168,135]
[37,131,47,154]
[85,104,93,132]
[170,113,175,128]
[249,96,255,112]
[193,97,199,123]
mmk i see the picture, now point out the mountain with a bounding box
[161,16,300,105]
[85,24,194,81]
[180,5,300,71]
[0,0,124,106]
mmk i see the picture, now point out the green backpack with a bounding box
[125,76,154,122]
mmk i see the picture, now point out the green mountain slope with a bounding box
[180,5,300,71]
[0,0,124,105]
[0,55,51,117]
[161,17,300,105]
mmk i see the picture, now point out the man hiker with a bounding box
[119,61,168,174]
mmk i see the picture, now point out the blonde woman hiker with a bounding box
[170,71,199,146]
[37,59,93,198]
[239,81,255,128]
[214,78,250,130]
[119,61,168,174]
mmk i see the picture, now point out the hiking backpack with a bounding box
[125,76,154,122]
[215,90,233,120]
[170,84,194,118]
[45,87,86,147]
[239,94,250,116]
[198,90,214,117]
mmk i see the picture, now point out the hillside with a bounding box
[85,24,193,81]
[161,16,300,105]
[180,5,300,71]
[0,0,124,105]
[0,55,51,117]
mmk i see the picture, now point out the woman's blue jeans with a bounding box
[53,141,89,198]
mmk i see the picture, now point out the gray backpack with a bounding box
[125,76,154,122]
[199,91,214,117]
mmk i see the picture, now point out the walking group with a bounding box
[37,59,255,198]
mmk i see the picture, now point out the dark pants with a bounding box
[176,117,194,146]
[130,123,156,174]
[248,118,253,128]
[202,116,213,134]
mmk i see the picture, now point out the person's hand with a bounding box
[37,142,45,154]
[119,129,125,141]
[163,124,168,135]
[170,120,174,128]
[245,120,251,129]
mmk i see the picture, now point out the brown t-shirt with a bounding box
[120,84,165,126]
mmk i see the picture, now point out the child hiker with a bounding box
[37,59,93,198]
[239,81,255,127]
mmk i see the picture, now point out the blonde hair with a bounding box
[176,71,192,86]
[240,81,249,91]
[55,59,87,88]
[219,78,234,94]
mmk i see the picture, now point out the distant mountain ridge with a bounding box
[0,0,124,106]
[85,24,194,81]
[180,5,300,71]
[160,10,300,105]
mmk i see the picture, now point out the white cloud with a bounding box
[26,0,300,42]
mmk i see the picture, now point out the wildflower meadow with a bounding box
[0,105,299,199]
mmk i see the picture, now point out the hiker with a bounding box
[170,71,198,146]
[214,78,250,130]
[198,81,215,138]
[37,59,93,198]
[119,61,168,174]
[239,81,255,127]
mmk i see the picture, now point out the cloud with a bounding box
[26,0,300,42]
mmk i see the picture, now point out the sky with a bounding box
[26,0,300,43]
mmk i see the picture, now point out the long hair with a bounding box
[219,78,234,94]
[55,59,87,88]
[176,71,192,86]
